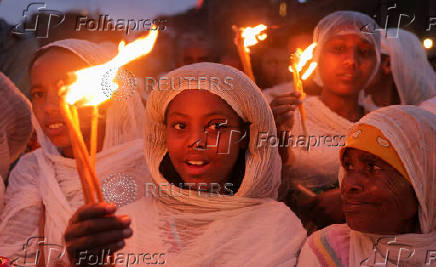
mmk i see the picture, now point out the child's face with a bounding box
[165,90,247,189]
[318,34,377,96]
[31,49,97,151]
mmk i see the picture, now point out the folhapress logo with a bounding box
[11,2,65,38]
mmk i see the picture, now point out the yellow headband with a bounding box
[340,124,411,182]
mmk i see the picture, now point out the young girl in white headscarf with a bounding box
[0,72,32,213]
[64,62,306,267]
[0,39,151,264]
[362,28,436,111]
[297,105,436,267]
[271,11,381,231]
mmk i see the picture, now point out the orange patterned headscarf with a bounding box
[340,123,411,182]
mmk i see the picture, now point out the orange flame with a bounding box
[63,30,159,106]
[289,43,318,80]
[301,62,318,80]
[241,24,267,52]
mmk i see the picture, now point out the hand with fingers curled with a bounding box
[64,202,133,267]
[270,91,302,162]
[270,91,302,133]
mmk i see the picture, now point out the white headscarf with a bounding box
[382,29,436,105]
[118,62,306,266]
[0,72,32,179]
[313,11,381,89]
[0,71,32,214]
[340,106,436,266]
[361,29,436,111]
[0,39,151,265]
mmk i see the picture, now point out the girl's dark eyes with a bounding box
[30,91,44,100]
[170,120,229,131]
[172,122,186,130]
[207,121,228,131]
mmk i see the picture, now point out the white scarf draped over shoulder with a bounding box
[0,71,32,212]
[118,62,306,267]
[361,29,436,111]
[283,96,352,191]
[0,39,151,265]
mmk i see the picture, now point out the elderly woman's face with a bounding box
[318,34,377,96]
[341,148,418,235]
[165,90,246,191]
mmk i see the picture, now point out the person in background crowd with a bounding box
[298,105,436,267]
[362,29,436,111]
[271,11,381,233]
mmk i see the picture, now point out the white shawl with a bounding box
[0,71,32,216]
[345,106,436,266]
[0,39,151,265]
[118,62,306,267]
[0,72,32,181]
[283,96,352,190]
[361,29,436,111]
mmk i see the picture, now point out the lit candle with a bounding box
[289,43,317,137]
[59,30,159,203]
[233,24,268,81]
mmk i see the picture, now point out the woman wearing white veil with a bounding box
[0,39,151,265]
[362,28,436,111]
[64,62,306,267]
[297,105,436,267]
[271,11,381,231]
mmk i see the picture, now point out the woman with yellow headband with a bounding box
[297,105,436,267]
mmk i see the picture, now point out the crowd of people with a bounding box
[0,8,435,267]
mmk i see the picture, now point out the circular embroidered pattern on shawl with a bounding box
[102,172,137,207]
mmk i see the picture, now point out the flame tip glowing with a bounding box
[289,42,318,79]
[64,29,158,106]
[241,24,268,52]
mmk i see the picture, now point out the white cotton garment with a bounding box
[262,82,293,104]
[420,96,436,114]
[0,71,32,216]
[361,29,436,111]
[117,62,307,267]
[341,106,436,266]
[282,96,351,192]
[0,72,32,180]
[0,39,152,266]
